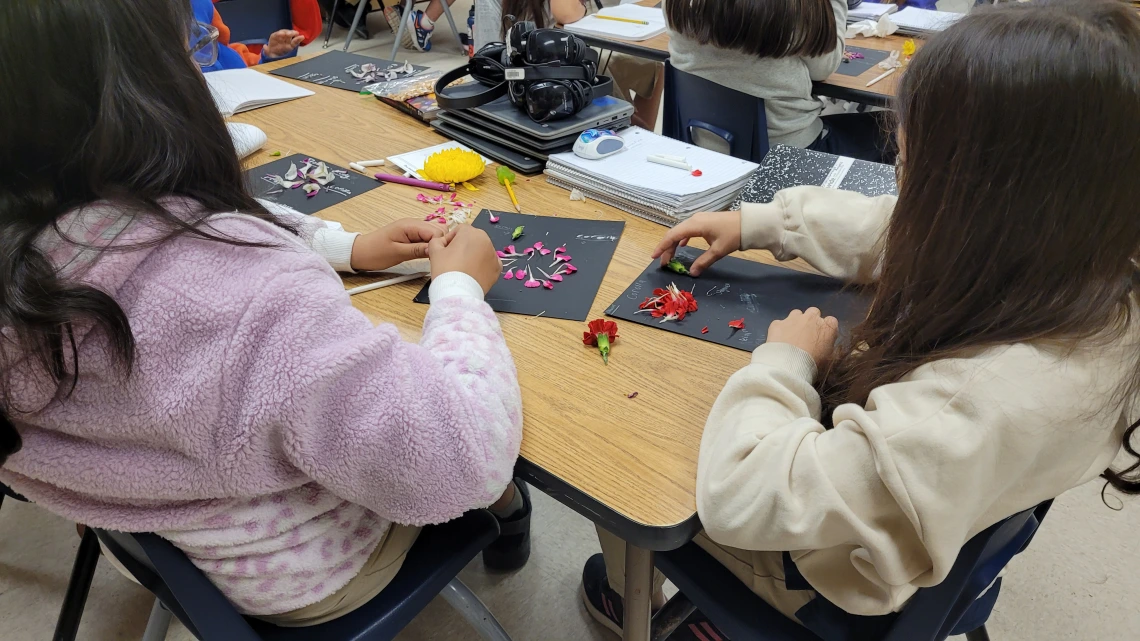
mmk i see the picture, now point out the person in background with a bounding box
[474,0,665,130]
[402,0,460,51]
[0,0,532,626]
[666,0,892,163]
[192,0,303,71]
[582,0,1140,637]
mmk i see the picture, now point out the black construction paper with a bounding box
[606,246,868,352]
[833,46,891,77]
[271,51,428,92]
[414,211,624,321]
[245,154,380,215]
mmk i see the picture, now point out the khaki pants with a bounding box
[257,524,422,627]
[596,526,815,623]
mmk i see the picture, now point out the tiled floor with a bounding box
[3,8,1140,641]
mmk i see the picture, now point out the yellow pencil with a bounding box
[504,181,521,213]
[595,14,650,25]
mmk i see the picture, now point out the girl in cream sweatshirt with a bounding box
[582,1,1140,636]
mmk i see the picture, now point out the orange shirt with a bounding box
[211,0,322,66]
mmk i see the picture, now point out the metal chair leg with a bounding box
[966,625,992,641]
[322,0,341,47]
[438,0,464,53]
[650,593,697,641]
[141,599,174,641]
[439,578,513,641]
[390,0,413,61]
[343,0,371,52]
[51,528,101,641]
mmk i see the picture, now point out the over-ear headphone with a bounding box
[435,21,613,123]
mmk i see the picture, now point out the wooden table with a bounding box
[241,55,811,641]
[572,0,912,106]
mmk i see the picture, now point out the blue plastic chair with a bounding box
[662,62,770,163]
[1,482,103,641]
[213,0,293,45]
[94,510,513,641]
[654,501,1053,641]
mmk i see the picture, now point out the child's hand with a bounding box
[350,219,444,272]
[427,226,501,294]
[264,30,304,59]
[766,308,839,366]
[651,211,742,276]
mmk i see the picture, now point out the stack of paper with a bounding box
[889,7,964,35]
[848,1,897,23]
[545,128,760,226]
[205,69,314,116]
[563,5,667,42]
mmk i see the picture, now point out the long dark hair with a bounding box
[665,0,838,59]
[0,0,289,465]
[500,0,584,34]
[819,0,1140,495]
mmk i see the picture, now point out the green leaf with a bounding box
[496,165,517,185]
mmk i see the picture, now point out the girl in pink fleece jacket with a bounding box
[0,0,527,625]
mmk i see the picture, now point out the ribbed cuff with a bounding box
[750,342,818,384]
[740,201,786,253]
[312,228,360,273]
[429,272,485,303]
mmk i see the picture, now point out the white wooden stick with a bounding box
[866,67,897,88]
[346,272,427,296]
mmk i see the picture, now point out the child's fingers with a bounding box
[688,248,724,276]
[652,223,697,259]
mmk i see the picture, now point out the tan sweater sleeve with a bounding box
[739,186,896,284]
[696,339,1128,615]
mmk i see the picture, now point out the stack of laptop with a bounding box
[431,95,634,175]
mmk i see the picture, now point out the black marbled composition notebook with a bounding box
[730,144,898,209]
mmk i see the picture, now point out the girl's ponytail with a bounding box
[1103,420,1140,496]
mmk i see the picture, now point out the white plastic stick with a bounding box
[357,159,386,167]
[866,67,897,88]
[346,272,427,296]
[646,154,692,171]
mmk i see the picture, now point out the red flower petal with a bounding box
[728,318,745,329]
[691,169,703,177]
[701,326,709,334]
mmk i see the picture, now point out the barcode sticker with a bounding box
[821,156,855,189]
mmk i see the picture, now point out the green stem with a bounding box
[597,333,611,365]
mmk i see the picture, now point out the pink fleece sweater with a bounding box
[0,200,522,615]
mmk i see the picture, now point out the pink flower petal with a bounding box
[564,264,578,273]
[514,269,526,279]
[550,274,563,282]
[503,271,514,280]
[424,214,437,221]
[539,248,551,255]
[533,242,545,250]
[432,195,443,202]
[416,194,429,202]
[496,250,506,258]
[505,245,517,254]
[555,246,566,254]
[436,218,447,224]
[542,280,553,289]
[489,214,500,223]
[524,248,535,255]
[450,193,458,202]
[560,254,572,261]
[435,207,446,214]
[524,279,541,288]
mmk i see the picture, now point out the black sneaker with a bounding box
[482,479,532,572]
[580,553,625,636]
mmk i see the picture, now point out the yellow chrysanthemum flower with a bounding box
[420,148,485,184]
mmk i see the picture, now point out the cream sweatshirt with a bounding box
[698,186,1133,616]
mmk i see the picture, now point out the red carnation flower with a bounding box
[583,319,619,364]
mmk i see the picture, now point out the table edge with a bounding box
[515,458,703,551]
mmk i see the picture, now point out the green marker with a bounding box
[512,226,525,240]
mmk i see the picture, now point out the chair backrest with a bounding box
[95,529,262,640]
[214,0,293,45]
[657,501,1052,641]
[662,62,770,163]
[882,500,1053,641]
